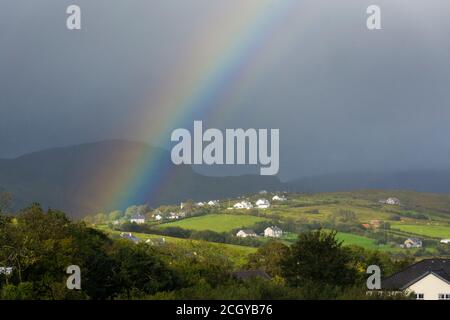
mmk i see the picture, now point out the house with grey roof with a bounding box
[130,214,146,224]
[382,259,450,300]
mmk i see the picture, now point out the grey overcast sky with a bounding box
[1,0,450,180]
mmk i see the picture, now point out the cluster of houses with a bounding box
[236,226,283,238]
[233,200,254,210]
[128,210,188,224]
[152,211,186,222]
[231,195,287,210]
[195,200,219,207]
[125,194,288,224]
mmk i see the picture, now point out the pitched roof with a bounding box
[266,226,282,232]
[131,214,145,220]
[382,259,450,290]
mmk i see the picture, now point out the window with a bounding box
[438,294,450,300]
[416,293,424,300]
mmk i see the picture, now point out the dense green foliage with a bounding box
[0,204,414,300]
[0,204,179,299]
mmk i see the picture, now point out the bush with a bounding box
[1,282,34,300]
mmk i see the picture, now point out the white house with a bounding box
[233,202,243,209]
[264,226,282,238]
[233,201,253,210]
[272,195,287,201]
[196,202,205,207]
[382,259,450,300]
[236,229,258,238]
[256,199,270,209]
[155,214,162,221]
[130,214,146,224]
[440,239,450,244]
[379,197,401,205]
[208,200,219,206]
[402,238,422,248]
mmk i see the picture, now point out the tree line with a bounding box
[0,202,413,299]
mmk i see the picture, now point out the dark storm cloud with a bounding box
[0,0,450,180]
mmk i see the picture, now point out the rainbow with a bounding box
[92,0,302,211]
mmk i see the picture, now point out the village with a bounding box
[87,190,450,261]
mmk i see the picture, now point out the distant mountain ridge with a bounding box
[1,140,450,219]
[0,140,282,218]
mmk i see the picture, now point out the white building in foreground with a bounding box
[382,259,450,300]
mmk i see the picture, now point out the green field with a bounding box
[391,224,450,239]
[335,232,402,252]
[159,214,267,232]
[336,232,378,248]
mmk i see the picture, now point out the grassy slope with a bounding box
[335,232,403,252]
[391,224,450,239]
[104,229,257,266]
[158,214,267,232]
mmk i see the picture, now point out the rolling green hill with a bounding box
[94,189,450,259]
[104,229,256,266]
